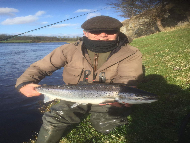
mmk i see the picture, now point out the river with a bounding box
[0,42,66,143]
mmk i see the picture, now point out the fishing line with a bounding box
[1,7,109,42]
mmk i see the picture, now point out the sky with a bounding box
[0,0,127,38]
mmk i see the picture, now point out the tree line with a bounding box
[0,34,82,42]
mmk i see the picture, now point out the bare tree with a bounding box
[108,0,190,31]
[110,0,158,18]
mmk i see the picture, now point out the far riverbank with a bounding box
[0,40,76,43]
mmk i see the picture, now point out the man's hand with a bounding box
[19,84,41,97]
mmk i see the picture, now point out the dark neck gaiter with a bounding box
[83,36,118,53]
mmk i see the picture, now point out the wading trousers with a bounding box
[36,100,131,143]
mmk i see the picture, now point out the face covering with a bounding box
[83,36,118,53]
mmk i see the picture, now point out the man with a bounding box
[16,16,143,143]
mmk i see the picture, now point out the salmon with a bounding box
[36,83,157,108]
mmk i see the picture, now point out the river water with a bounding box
[0,42,66,143]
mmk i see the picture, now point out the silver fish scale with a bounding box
[118,92,146,100]
[37,84,120,99]
[119,91,156,99]
[62,84,120,91]
[60,89,118,99]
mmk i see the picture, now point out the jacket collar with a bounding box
[74,40,92,66]
[74,40,137,73]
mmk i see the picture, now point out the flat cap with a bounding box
[81,16,123,31]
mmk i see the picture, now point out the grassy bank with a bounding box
[57,26,190,143]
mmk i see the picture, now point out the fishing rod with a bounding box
[0,7,109,42]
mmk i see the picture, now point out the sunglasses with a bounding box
[88,30,119,35]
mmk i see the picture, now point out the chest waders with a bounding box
[36,100,131,143]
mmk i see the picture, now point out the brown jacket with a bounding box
[15,40,143,89]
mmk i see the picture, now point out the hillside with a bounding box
[120,3,190,40]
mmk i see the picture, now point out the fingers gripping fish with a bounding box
[36,84,157,108]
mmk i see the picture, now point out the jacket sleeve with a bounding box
[15,45,69,90]
[113,50,144,86]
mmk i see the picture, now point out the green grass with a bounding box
[30,26,190,143]
[132,26,190,89]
